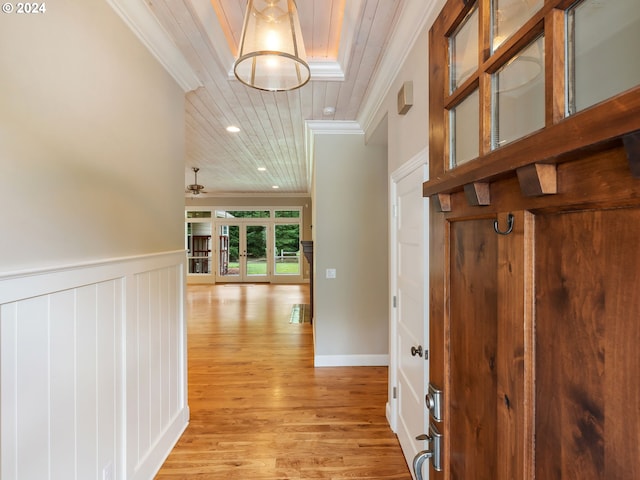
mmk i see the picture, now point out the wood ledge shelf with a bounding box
[423,88,640,198]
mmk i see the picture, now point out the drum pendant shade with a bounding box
[234,0,310,91]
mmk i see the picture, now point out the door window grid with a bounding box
[444,0,640,170]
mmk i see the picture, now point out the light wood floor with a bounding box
[155,283,411,479]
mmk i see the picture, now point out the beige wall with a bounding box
[313,133,389,363]
[367,1,445,174]
[0,0,185,273]
[0,1,189,478]
[386,27,430,174]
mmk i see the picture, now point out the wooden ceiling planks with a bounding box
[139,0,411,194]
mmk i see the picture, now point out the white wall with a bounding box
[313,133,389,366]
[0,1,188,479]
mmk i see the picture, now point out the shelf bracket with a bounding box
[516,163,557,196]
[433,193,452,212]
[623,130,640,178]
[464,182,491,206]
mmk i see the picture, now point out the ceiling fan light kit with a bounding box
[234,0,310,92]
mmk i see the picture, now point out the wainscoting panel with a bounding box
[0,251,188,480]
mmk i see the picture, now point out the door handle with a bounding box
[412,446,432,480]
[411,345,423,357]
[412,423,443,479]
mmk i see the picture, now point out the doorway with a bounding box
[389,150,429,479]
[217,222,269,282]
[185,207,304,284]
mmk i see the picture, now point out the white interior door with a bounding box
[391,161,429,479]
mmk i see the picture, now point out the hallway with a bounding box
[156,284,411,479]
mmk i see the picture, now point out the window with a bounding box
[274,224,300,275]
[567,0,640,114]
[186,222,212,274]
[275,210,300,218]
[431,0,640,185]
[186,207,304,281]
[186,210,211,218]
[216,210,270,218]
[492,36,545,148]
[450,89,480,167]
[450,7,479,93]
[492,0,543,52]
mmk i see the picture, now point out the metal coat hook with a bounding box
[494,213,514,235]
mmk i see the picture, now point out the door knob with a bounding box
[411,345,423,357]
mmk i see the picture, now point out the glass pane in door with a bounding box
[246,225,267,276]
[568,0,640,114]
[492,0,543,52]
[492,35,545,149]
[275,224,300,275]
[450,7,479,93]
[219,224,240,278]
[450,89,480,168]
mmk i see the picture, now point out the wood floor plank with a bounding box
[155,284,410,479]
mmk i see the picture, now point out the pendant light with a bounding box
[234,0,310,92]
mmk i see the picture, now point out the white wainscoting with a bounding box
[0,250,188,480]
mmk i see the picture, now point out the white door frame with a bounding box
[388,148,429,477]
[215,220,271,283]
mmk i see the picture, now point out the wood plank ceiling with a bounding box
[117,0,430,195]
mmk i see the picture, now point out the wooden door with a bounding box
[535,207,640,479]
[431,204,640,480]
[449,218,499,479]
[439,212,531,480]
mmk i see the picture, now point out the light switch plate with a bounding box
[326,268,337,279]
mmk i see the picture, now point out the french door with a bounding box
[216,222,270,282]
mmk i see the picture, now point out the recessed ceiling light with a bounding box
[323,106,336,116]
[257,167,267,171]
[272,185,280,189]
[226,125,240,133]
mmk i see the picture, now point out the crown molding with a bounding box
[190,0,236,77]
[306,120,364,136]
[357,0,445,135]
[225,59,345,82]
[106,0,202,92]
[308,61,345,81]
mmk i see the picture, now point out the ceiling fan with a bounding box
[186,167,206,195]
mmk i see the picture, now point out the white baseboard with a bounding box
[133,407,190,480]
[386,402,397,432]
[314,354,389,367]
